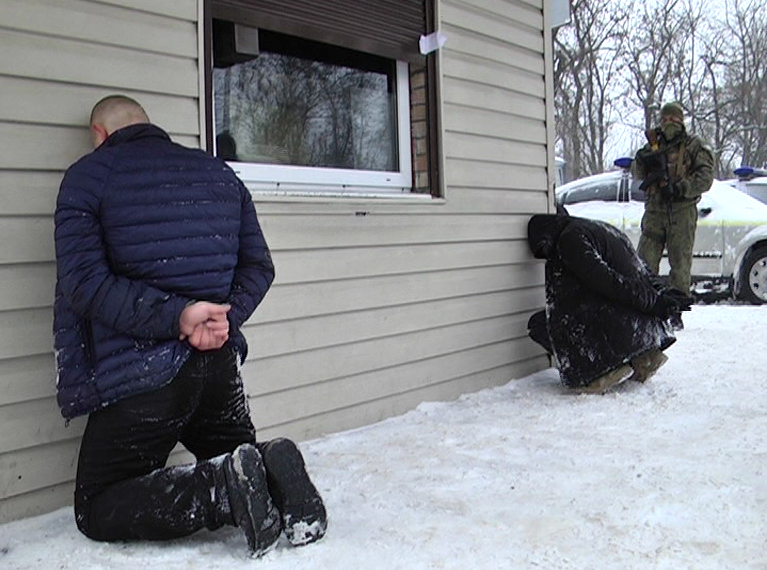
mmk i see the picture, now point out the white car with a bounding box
[731,166,767,205]
[556,169,767,304]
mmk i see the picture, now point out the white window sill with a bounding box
[247,186,446,205]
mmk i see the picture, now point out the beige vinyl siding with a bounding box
[0,0,552,524]
[238,0,552,442]
[0,0,200,523]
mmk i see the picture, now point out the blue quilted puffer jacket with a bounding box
[53,124,274,419]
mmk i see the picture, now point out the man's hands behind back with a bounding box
[179,301,231,351]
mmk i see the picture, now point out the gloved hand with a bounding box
[650,288,694,319]
[660,182,681,202]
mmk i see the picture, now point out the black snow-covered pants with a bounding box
[74,347,256,542]
[527,310,552,354]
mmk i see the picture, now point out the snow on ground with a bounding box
[1,305,765,570]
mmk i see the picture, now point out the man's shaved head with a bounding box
[89,95,149,147]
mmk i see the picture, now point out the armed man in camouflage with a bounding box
[633,102,714,327]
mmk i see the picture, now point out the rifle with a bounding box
[637,129,670,194]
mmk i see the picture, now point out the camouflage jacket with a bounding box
[633,130,714,208]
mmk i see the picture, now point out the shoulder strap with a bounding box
[677,141,686,176]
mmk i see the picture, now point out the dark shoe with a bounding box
[223,444,282,556]
[259,438,327,546]
[577,364,633,395]
[629,349,668,383]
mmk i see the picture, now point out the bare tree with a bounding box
[554,0,767,178]
[720,0,767,169]
[553,0,630,179]
[622,0,693,135]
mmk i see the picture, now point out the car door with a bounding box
[691,193,725,278]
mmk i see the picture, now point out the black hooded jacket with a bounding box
[528,214,675,388]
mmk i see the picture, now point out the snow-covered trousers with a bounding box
[74,347,256,542]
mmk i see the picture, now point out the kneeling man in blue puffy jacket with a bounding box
[54,95,326,555]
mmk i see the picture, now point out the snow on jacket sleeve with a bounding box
[225,182,275,332]
[556,225,658,314]
[55,152,189,339]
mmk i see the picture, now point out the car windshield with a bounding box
[557,173,646,205]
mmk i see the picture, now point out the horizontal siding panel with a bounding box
[252,334,540,428]
[453,0,542,29]
[2,0,197,58]
[173,135,201,149]
[255,263,544,323]
[0,29,198,97]
[0,398,84,455]
[446,158,547,190]
[442,75,545,117]
[0,308,52,360]
[445,0,544,24]
[259,356,548,442]
[269,239,530,284]
[260,214,524,250]
[248,288,544,359]
[0,264,55,311]
[441,1,543,53]
[0,171,60,216]
[0,77,200,134]
[443,103,545,142]
[0,123,90,172]
[0,482,73,524]
[441,24,543,73]
[0,217,54,264]
[444,132,546,165]
[442,51,544,97]
[444,188,549,214]
[90,0,198,20]
[0,354,56,407]
[245,309,536,396]
[0,440,77,499]
[0,124,200,172]
[504,0,541,9]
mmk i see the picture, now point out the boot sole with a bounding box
[228,444,282,556]
[261,438,327,546]
[577,364,633,395]
[629,350,669,383]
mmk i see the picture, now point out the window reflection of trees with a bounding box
[215,53,396,171]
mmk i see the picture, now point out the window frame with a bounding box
[215,60,414,193]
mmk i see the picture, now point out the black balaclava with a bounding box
[527,213,569,259]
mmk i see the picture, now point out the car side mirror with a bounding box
[698,206,712,217]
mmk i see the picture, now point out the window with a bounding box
[205,1,439,196]
[560,179,620,205]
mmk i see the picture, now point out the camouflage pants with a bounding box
[637,202,698,293]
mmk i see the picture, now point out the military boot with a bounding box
[577,364,633,395]
[629,349,668,383]
[223,443,282,556]
[258,438,327,546]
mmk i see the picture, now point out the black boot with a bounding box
[222,443,282,556]
[258,438,327,546]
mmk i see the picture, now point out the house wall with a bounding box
[0,0,551,524]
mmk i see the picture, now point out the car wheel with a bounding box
[739,246,767,304]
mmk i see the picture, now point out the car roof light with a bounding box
[614,157,633,169]
[734,166,754,178]
[734,166,767,179]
